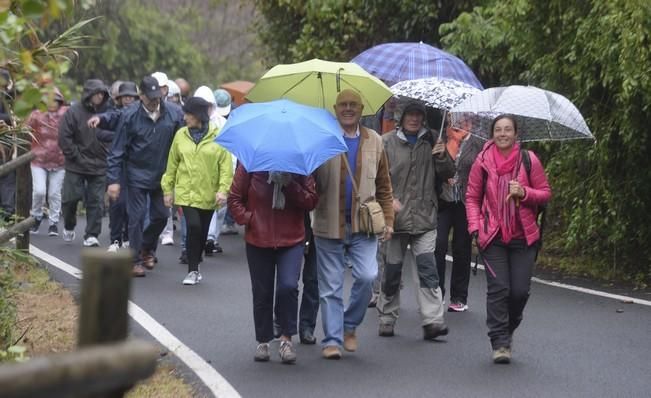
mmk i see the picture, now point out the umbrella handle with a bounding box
[438,110,447,141]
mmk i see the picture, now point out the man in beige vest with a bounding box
[313,89,394,359]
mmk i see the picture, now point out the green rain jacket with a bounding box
[161,123,233,210]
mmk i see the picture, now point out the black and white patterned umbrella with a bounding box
[450,85,594,142]
[390,77,481,111]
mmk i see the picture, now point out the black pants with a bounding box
[246,243,303,343]
[61,171,105,239]
[482,237,536,349]
[299,215,319,335]
[109,181,128,244]
[181,206,213,272]
[435,200,472,304]
[126,186,167,263]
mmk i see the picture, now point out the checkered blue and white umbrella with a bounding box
[450,85,594,142]
[390,77,481,111]
[351,42,483,89]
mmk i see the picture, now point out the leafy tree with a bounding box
[46,0,212,90]
[254,0,475,65]
[441,0,651,281]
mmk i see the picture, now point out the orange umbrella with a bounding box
[219,80,254,106]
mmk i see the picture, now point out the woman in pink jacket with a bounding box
[465,114,551,364]
[26,88,68,236]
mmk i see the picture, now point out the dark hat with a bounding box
[117,81,138,99]
[139,76,162,99]
[399,101,427,126]
[182,96,212,123]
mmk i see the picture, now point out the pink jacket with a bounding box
[26,106,68,169]
[465,141,551,249]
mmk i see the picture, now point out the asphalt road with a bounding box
[30,217,651,398]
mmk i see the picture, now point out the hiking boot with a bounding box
[132,263,146,277]
[493,347,512,364]
[322,346,342,360]
[107,241,121,253]
[179,250,188,264]
[423,323,449,340]
[299,330,316,345]
[47,224,59,237]
[141,250,156,270]
[62,229,75,242]
[205,239,216,256]
[30,218,42,233]
[378,323,394,337]
[448,301,469,312]
[279,340,297,364]
[182,271,202,285]
[343,331,357,352]
[83,236,100,247]
[254,343,270,362]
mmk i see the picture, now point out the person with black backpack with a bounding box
[465,114,551,364]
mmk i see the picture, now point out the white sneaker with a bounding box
[183,271,202,285]
[122,241,130,249]
[107,241,121,253]
[63,229,75,242]
[161,235,174,246]
[83,236,100,247]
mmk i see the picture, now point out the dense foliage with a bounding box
[254,0,474,64]
[440,0,651,282]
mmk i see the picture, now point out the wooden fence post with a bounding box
[14,142,31,251]
[78,249,133,347]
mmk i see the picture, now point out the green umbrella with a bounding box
[246,58,392,116]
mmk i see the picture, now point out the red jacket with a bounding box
[465,141,551,249]
[26,106,68,169]
[227,165,318,248]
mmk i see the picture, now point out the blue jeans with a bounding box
[207,206,227,242]
[315,224,378,347]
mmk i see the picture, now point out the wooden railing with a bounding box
[0,148,35,250]
[0,250,159,397]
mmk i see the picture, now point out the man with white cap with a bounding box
[151,71,183,246]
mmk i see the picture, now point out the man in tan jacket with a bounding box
[313,89,394,359]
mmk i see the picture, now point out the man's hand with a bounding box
[380,225,393,242]
[215,192,227,207]
[107,183,121,201]
[432,139,446,156]
[87,116,100,128]
[392,199,403,213]
[163,194,174,208]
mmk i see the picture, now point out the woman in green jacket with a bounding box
[161,97,233,285]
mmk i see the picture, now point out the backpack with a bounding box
[481,149,547,259]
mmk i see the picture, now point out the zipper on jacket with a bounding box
[484,210,489,233]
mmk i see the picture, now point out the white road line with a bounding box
[30,245,241,398]
[446,254,651,307]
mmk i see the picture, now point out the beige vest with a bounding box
[313,126,392,239]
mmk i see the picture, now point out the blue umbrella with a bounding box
[216,99,347,175]
[351,42,483,89]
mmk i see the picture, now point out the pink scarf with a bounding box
[491,143,520,243]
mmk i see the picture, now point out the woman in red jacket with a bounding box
[228,165,318,364]
[465,114,551,364]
